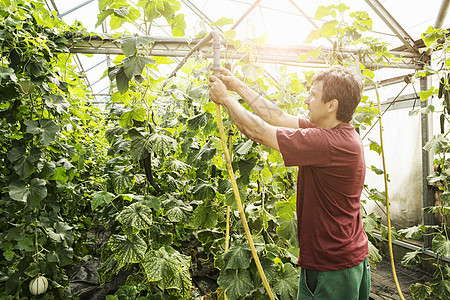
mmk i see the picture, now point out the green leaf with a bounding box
[242,63,262,82]
[168,13,186,37]
[142,246,191,297]
[217,268,253,300]
[165,206,184,223]
[46,221,74,246]
[8,181,28,202]
[235,139,253,155]
[119,35,154,57]
[108,234,147,268]
[129,132,152,161]
[187,112,210,131]
[368,240,382,263]
[401,250,422,267]
[192,181,216,200]
[276,193,296,219]
[91,191,115,211]
[123,55,155,79]
[52,166,68,182]
[419,86,437,101]
[210,17,234,27]
[430,278,450,300]
[150,133,176,157]
[410,283,432,300]
[0,66,17,81]
[369,139,382,155]
[421,26,446,48]
[398,225,425,240]
[223,240,252,270]
[192,200,218,229]
[8,178,47,206]
[273,263,299,300]
[116,202,153,231]
[25,119,60,147]
[424,134,449,153]
[432,234,450,258]
[192,141,216,166]
[370,165,384,175]
[276,216,298,246]
[111,172,135,194]
[116,67,130,94]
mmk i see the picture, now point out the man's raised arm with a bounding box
[218,68,299,129]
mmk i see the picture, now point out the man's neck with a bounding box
[317,118,343,130]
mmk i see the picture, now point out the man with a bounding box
[209,65,370,300]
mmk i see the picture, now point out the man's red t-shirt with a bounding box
[276,118,368,271]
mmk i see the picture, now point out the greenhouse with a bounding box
[1,0,449,299]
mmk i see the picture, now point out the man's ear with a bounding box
[327,99,339,113]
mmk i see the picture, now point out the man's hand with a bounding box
[209,74,232,106]
[218,67,242,92]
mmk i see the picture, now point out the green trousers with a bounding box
[297,257,371,300]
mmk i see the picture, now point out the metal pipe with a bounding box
[435,0,450,29]
[57,0,95,18]
[231,0,262,30]
[373,233,450,264]
[162,31,220,88]
[364,0,416,52]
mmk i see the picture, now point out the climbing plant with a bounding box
[397,26,450,300]
[0,0,110,298]
[90,2,392,299]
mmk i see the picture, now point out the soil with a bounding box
[370,256,437,300]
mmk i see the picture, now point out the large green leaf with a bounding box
[398,225,426,240]
[401,250,422,267]
[275,193,296,219]
[273,263,299,300]
[237,157,257,184]
[116,202,153,231]
[223,239,252,270]
[8,147,42,179]
[192,181,216,200]
[25,119,60,147]
[98,253,121,284]
[167,13,186,37]
[187,112,210,131]
[192,200,218,229]
[424,134,449,154]
[276,217,298,247]
[410,283,432,300]
[8,178,47,207]
[191,141,216,166]
[129,130,152,161]
[119,35,154,57]
[368,240,382,263]
[142,246,191,297]
[46,221,74,246]
[91,191,115,211]
[430,278,450,300]
[165,206,184,223]
[217,268,253,300]
[235,139,253,155]
[111,172,135,194]
[149,133,176,157]
[123,55,155,79]
[116,67,130,94]
[108,234,147,268]
[432,234,450,258]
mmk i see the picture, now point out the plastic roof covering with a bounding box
[44,0,450,104]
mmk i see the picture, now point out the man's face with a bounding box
[304,81,328,126]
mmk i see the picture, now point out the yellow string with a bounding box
[215,104,275,300]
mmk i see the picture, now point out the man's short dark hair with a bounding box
[311,65,363,123]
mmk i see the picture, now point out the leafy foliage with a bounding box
[0,0,109,297]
